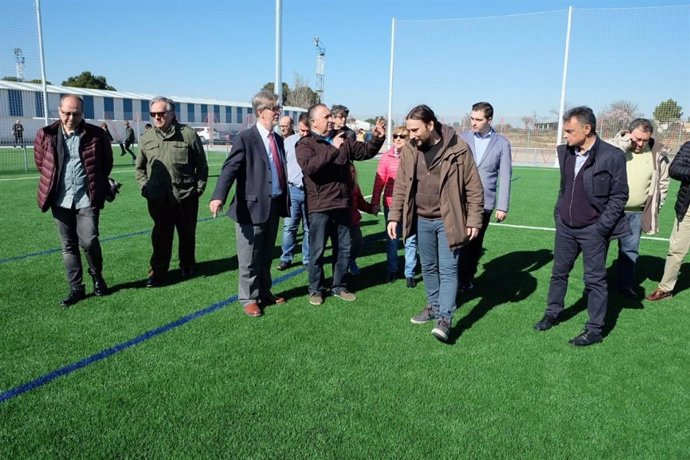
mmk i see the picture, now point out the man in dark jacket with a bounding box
[209,90,288,317]
[119,121,136,161]
[137,96,208,287]
[646,141,690,301]
[331,104,357,142]
[535,106,630,346]
[296,103,385,306]
[34,94,114,306]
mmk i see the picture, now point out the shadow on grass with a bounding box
[447,249,553,344]
[108,256,237,293]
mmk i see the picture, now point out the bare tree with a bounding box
[599,100,640,133]
[286,73,319,109]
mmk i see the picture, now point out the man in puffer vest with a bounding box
[607,118,670,299]
[34,94,114,306]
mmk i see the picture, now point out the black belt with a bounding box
[289,182,304,190]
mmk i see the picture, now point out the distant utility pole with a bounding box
[13,48,25,81]
[314,37,325,103]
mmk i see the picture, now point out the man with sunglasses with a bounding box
[210,90,289,317]
[34,94,114,306]
[458,102,512,293]
[607,118,671,298]
[137,96,208,288]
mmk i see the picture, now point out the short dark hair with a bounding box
[564,106,596,133]
[472,102,493,119]
[298,113,309,124]
[331,104,349,118]
[628,118,653,134]
[307,103,328,127]
[406,104,440,133]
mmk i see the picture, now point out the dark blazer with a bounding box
[555,136,630,240]
[211,125,289,225]
[670,141,690,223]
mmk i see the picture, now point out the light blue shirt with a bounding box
[54,128,90,209]
[256,123,284,197]
[473,129,493,165]
[574,147,590,177]
[284,133,304,186]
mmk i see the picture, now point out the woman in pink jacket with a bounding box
[371,127,418,287]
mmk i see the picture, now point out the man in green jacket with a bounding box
[136,96,208,287]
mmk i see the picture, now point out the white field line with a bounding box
[492,222,670,242]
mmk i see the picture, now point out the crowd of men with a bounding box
[33,92,690,345]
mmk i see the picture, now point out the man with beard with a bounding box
[210,90,289,317]
[387,104,484,342]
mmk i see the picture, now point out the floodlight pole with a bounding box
[555,6,573,165]
[386,17,396,149]
[35,0,49,125]
[274,0,283,105]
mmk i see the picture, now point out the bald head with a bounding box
[279,116,294,137]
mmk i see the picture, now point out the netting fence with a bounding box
[390,6,690,165]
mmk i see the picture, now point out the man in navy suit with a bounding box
[209,90,289,317]
[459,102,512,292]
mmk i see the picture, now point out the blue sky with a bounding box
[3,0,690,123]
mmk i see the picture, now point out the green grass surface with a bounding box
[1,161,689,458]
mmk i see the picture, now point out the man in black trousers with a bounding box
[534,106,630,346]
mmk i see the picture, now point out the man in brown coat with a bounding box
[387,104,484,342]
[34,94,114,306]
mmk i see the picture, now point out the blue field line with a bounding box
[0,217,215,266]
[0,267,306,404]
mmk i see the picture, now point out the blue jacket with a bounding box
[555,136,630,240]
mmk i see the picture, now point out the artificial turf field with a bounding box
[1,150,689,458]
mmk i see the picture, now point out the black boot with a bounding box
[61,287,86,307]
[92,274,109,296]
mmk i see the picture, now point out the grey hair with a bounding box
[628,118,654,134]
[59,94,84,107]
[150,96,175,113]
[252,90,279,114]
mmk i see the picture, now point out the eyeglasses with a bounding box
[150,111,169,118]
[392,134,407,139]
[60,110,82,118]
[263,106,282,112]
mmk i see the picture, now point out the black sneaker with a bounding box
[406,277,416,288]
[277,260,291,271]
[431,317,451,342]
[534,314,559,331]
[410,304,436,324]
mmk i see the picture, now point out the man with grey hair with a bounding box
[137,96,208,287]
[34,94,113,306]
[608,118,671,298]
[331,104,357,142]
[210,90,289,317]
[534,106,629,346]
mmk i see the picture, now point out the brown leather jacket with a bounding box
[34,120,113,211]
[388,124,484,250]
[296,132,384,214]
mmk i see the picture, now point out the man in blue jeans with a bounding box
[387,105,484,342]
[607,118,670,298]
[278,114,311,270]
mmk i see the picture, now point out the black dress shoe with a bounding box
[146,276,162,288]
[181,268,195,278]
[406,277,416,288]
[616,286,638,299]
[386,272,397,283]
[568,329,603,346]
[92,275,108,296]
[61,288,86,307]
[277,261,291,271]
[534,314,559,331]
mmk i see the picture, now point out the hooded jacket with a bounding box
[607,130,670,234]
[388,124,484,250]
[34,120,113,211]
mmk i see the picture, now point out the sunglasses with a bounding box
[150,111,168,118]
[392,134,407,139]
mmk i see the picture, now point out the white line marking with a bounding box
[0,163,226,182]
[492,222,670,242]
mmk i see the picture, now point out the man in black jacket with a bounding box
[534,106,630,346]
[646,141,690,301]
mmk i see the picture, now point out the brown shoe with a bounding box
[243,302,263,317]
[261,294,286,305]
[645,288,673,301]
